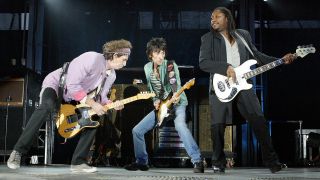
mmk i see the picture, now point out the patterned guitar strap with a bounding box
[165,60,178,121]
[167,60,177,93]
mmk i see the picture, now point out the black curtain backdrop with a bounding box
[42,0,320,126]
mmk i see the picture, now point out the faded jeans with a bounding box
[132,105,201,165]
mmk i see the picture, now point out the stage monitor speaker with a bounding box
[0,71,42,154]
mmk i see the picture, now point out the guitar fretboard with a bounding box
[88,96,138,116]
[105,96,138,109]
[244,58,284,79]
[166,79,194,107]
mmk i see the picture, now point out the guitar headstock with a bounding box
[137,92,156,99]
[183,78,195,89]
[296,45,316,58]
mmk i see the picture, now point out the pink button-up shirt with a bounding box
[42,51,116,105]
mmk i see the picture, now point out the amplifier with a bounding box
[198,103,235,159]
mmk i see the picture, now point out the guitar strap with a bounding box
[58,62,70,107]
[235,32,254,57]
[166,60,177,93]
[235,31,263,65]
[93,77,107,102]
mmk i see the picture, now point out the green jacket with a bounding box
[144,59,188,106]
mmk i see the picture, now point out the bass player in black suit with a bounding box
[199,7,296,173]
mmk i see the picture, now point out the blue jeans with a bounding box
[132,105,201,165]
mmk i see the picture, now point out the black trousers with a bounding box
[209,89,279,167]
[14,87,96,165]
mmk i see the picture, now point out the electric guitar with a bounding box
[213,45,316,102]
[56,92,155,139]
[156,78,195,127]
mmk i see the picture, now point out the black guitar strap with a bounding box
[93,77,107,102]
[58,62,70,107]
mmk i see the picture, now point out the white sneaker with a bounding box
[70,163,97,173]
[7,150,22,169]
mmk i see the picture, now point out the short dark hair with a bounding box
[146,37,167,61]
[213,7,235,32]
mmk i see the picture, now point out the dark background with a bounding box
[0,0,319,166]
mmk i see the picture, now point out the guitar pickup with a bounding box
[230,88,237,96]
[217,81,226,92]
[225,88,238,100]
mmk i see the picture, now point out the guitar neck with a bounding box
[88,95,138,116]
[244,58,285,79]
[166,87,186,107]
[105,96,138,110]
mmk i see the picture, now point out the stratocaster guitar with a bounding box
[213,45,316,102]
[56,92,155,139]
[156,78,195,127]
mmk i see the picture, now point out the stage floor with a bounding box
[0,165,320,180]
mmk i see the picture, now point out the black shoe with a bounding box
[212,165,225,173]
[269,163,286,173]
[193,161,204,173]
[124,162,149,171]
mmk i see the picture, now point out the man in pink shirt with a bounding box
[7,39,132,173]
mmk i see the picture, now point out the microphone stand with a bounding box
[3,95,12,163]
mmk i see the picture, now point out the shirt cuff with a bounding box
[73,90,87,101]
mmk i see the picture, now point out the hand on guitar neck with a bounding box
[86,98,105,116]
[154,93,181,110]
[111,100,124,110]
[281,53,297,64]
[85,97,124,115]
[171,92,181,104]
[156,78,195,127]
[107,88,124,110]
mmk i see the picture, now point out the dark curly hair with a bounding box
[146,37,167,61]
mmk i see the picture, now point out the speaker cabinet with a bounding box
[197,86,235,158]
[0,71,41,153]
[0,78,24,107]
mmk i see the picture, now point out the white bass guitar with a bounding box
[213,45,316,102]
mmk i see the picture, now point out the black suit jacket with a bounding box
[199,29,277,92]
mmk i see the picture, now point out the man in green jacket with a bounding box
[124,37,204,173]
